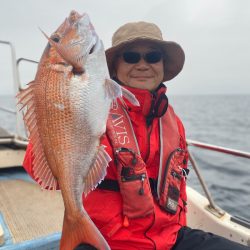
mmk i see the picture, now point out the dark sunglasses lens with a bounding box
[145,51,162,63]
[123,52,140,64]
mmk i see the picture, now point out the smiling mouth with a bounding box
[132,76,152,79]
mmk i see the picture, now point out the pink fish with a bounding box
[17,10,138,250]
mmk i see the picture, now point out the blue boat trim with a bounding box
[0,167,33,182]
[0,212,13,245]
[1,212,61,250]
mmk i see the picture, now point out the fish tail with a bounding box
[60,210,110,250]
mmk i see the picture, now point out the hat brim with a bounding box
[105,37,185,82]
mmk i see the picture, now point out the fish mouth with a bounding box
[45,11,100,72]
[80,14,99,55]
[88,35,100,55]
[71,12,99,57]
[69,34,99,59]
[69,10,84,24]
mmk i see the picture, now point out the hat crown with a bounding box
[112,21,163,47]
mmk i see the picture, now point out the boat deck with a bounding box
[0,168,64,249]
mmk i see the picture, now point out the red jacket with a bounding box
[23,84,188,250]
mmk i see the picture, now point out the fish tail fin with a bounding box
[60,210,110,250]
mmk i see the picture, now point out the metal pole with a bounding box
[0,40,21,138]
[188,149,225,217]
[15,58,38,141]
[187,139,250,159]
[0,106,16,114]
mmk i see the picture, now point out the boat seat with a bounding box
[0,179,64,245]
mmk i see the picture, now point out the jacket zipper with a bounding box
[144,93,157,248]
[160,148,183,195]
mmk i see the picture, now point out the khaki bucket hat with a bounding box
[106,21,185,82]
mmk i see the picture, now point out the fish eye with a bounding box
[51,35,61,43]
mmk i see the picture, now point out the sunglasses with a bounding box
[122,51,163,64]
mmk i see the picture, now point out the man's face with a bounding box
[115,41,164,91]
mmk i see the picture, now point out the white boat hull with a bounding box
[187,186,250,246]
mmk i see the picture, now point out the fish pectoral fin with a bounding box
[83,145,111,196]
[60,210,110,250]
[105,78,140,107]
[105,78,123,100]
[121,86,140,106]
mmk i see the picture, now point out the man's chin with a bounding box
[131,79,151,85]
[130,81,152,90]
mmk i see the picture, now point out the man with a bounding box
[23,21,249,250]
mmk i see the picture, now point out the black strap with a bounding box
[97,167,189,194]
[97,179,120,191]
[97,178,158,195]
[149,178,158,197]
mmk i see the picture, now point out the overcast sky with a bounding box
[0,0,250,95]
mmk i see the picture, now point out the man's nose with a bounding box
[135,58,150,70]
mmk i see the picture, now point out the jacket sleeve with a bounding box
[23,142,36,179]
[98,133,117,180]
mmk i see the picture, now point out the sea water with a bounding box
[170,95,250,220]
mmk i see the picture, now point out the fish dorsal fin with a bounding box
[17,82,58,190]
[83,145,111,196]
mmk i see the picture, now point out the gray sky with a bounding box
[1,0,250,95]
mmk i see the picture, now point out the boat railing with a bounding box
[187,139,250,159]
[187,139,250,217]
[0,135,28,148]
[0,40,38,145]
[0,40,26,142]
[0,106,16,114]
[16,57,39,90]
[0,40,19,94]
